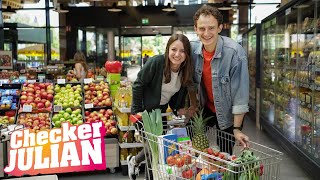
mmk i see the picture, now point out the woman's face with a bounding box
[168,40,186,67]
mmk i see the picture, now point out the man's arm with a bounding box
[233,113,249,147]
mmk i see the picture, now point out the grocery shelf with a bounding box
[119,142,144,148]
[118,125,136,131]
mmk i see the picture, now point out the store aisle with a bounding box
[0,116,310,180]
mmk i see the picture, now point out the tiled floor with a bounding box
[1,117,311,180]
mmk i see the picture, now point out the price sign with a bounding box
[57,79,66,84]
[27,80,37,83]
[85,103,93,109]
[19,75,27,81]
[84,78,93,84]
[22,105,32,112]
[96,76,104,81]
[53,105,63,112]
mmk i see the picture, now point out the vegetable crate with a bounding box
[136,121,283,180]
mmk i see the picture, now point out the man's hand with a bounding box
[233,129,249,148]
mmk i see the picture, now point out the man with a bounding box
[191,5,249,153]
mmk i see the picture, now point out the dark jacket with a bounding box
[131,55,188,114]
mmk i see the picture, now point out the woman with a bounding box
[127,34,197,180]
[73,51,88,82]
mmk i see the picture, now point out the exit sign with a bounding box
[142,18,149,25]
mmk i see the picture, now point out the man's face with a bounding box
[194,14,223,49]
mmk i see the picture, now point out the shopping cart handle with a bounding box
[129,114,142,123]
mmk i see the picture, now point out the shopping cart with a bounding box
[130,112,283,180]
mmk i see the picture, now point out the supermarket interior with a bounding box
[0,0,320,180]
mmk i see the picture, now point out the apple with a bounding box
[105,98,112,106]
[37,102,45,109]
[20,95,27,100]
[110,120,116,126]
[107,109,113,115]
[110,127,118,135]
[45,101,51,108]
[41,92,48,99]
[39,83,46,89]
[34,97,41,104]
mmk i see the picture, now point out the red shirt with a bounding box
[202,48,216,112]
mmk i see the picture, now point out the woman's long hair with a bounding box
[163,34,193,87]
[73,51,88,73]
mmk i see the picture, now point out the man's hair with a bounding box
[193,5,223,26]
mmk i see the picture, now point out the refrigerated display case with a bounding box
[260,0,320,178]
[242,24,261,123]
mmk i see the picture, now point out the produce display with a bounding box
[0,115,15,126]
[17,113,51,132]
[84,109,117,136]
[19,83,53,112]
[52,108,83,128]
[54,84,83,108]
[0,89,20,110]
[83,81,112,107]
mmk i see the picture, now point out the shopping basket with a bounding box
[131,113,283,180]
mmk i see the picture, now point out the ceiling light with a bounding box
[108,3,122,12]
[162,3,176,12]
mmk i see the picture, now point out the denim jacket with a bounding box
[191,36,249,130]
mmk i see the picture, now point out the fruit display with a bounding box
[19,83,54,112]
[17,113,51,132]
[0,116,15,126]
[54,84,83,108]
[83,81,112,107]
[84,108,117,136]
[0,89,20,110]
[66,70,79,82]
[52,108,83,128]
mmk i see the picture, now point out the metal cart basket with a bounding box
[134,117,283,180]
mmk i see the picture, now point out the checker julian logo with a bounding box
[4,121,106,176]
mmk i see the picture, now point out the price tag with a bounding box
[53,105,63,112]
[27,80,37,83]
[85,103,93,109]
[22,105,32,112]
[19,75,27,81]
[84,78,93,84]
[96,76,104,81]
[57,79,66,84]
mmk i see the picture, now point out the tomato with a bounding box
[166,156,175,166]
[175,157,185,167]
[207,148,213,155]
[105,61,122,73]
[182,169,193,179]
[174,154,180,159]
[183,154,192,164]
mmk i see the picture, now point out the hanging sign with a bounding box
[4,122,106,176]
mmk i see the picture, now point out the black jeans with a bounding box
[203,106,235,155]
